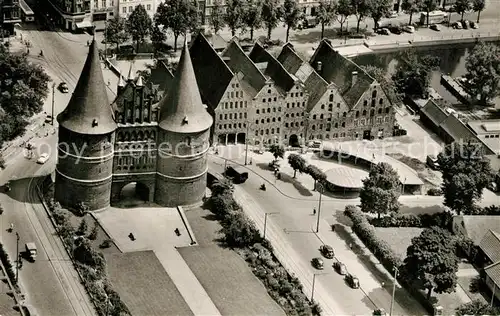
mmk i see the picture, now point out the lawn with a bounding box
[374,227,423,260]
[178,245,285,316]
[106,251,193,316]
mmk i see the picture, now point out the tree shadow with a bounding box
[399,205,444,215]
[255,162,273,172]
[2,175,47,203]
[277,173,313,197]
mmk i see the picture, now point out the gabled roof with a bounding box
[485,261,500,288]
[57,38,116,135]
[149,60,174,96]
[480,229,500,263]
[277,44,315,83]
[304,71,329,112]
[421,99,448,127]
[309,40,375,108]
[158,43,213,133]
[111,77,154,114]
[221,38,266,98]
[189,33,233,109]
[204,33,227,51]
[439,114,480,143]
[459,216,500,245]
[249,42,296,93]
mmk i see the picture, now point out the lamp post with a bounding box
[51,82,55,125]
[244,122,250,165]
[311,272,328,302]
[402,177,407,195]
[389,266,399,316]
[15,232,20,283]
[315,183,323,233]
[263,212,279,239]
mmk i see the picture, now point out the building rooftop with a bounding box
[158,42,213,133]
[480,229,500,263]
[421,99,448,127]
[458,216,500,245]
[309,40,375,109]
[468,119,500,154]
[57,38,117,135]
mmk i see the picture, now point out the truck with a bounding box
[419,11,448,25]
[225,166,249,184]
[25,242,37,261]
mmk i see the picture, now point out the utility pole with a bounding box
[315,184,323,233]
[311,273,327,302]
[244,122,250,165]
[263,212,279,239]
[104,21,107,61]
[15,232,19,283]
[51,82,55,125]
[390,267,399,316]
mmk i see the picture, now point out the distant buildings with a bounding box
[1,0,21,35]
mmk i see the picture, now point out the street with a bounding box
[0,22,96,316]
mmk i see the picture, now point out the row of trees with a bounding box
[403,0,485,26]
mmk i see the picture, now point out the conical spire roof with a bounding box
[57,39,116,135]
[157,41,213,133]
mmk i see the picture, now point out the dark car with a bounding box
[376,28,390,35]
[345,273,359,288]
[389,26,402,34]
[58,82,69,93]
[312,257,324,270]
[333,261,347,275]
[430,24,441,31]
[225,166,249,184]
[320,245,334,259]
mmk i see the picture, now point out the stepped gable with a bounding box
[158,42,213,133]
[249,42,296,94]
[57,38,116,135]
[221,38,266,98]
[189,33,233,109]
[309,40,375,108]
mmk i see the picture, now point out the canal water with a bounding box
[350,41,500,107]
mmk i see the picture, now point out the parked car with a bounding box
[333,261,347,275]
[389,11,398,18]
[45,115,52,123]
[470,21,479,29]
[451,21,463,29]
[488,181,498,192]
[461,20,470,29]
[345,273,359,288]
[430,24,441,31]
[376,28,390,35]
[426,155,440,170]
[402,25,415,33]
[389,26,403,34]
[373,308,387,316]
[320,245,334,259]
[58,82,69,93]
[25,242,37,261]
[312,257,324,270]
[37,153,49,164]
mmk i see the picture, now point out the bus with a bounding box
[419,11,448,25]
[19,0,35,22]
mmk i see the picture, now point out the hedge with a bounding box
[344,206,434,314]
[368,212,453,230]
[0,242,17,288]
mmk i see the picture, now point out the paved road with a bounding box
[208,157,429,315]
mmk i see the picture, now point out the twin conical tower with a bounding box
[54,38,212,211]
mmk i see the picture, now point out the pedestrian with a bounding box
[313,208,317,215]
[349,242,353,249]
[10,223,13,231]
[381,281,385,287]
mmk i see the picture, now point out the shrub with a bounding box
[99,239,112,249]
[88,224,98,241]
[427,187,442,196]
[368,212,453,230]
[0,242,17,286]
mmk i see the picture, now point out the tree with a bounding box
[400,227,459,300]
[351,0,370,33]
[420,0,438,26]
[437,142,492,214]
[288,154,307,178]
[225,0,245,36]
[77,218,88,236]
[269,144,285,160]
[75,201,90,216]
[392,51,440,99]
[453,0,471,21]
[126,4,152,52]
[210,0,225,33]
[220,211,261,248]
[282,0,301,42]
[336,0,353,33]
[360,65,401,104]
[472,0,485,22]
[401,0,421,25]
[305,165,327,190]
[262,0,282,39]
[316,0,336,39]
[359,162,400,219]
[73,237,106,273]
[456,300,500,316]
[211,178,235,197]
[368,0,392,30]
[150,24,166,54]
[88,223,99,240]
[155,0,199,52]
[105,16,129,53]
[243,0,263,40]
[465,42,500,106]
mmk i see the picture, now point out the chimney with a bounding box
[316,61,322,73]
[351,71,358,88]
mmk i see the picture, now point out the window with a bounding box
[272,118,276,122]
[267,108,271,113]
[261,119,264,123]
[278,117,281,122]
[236,83,239,88]
[128,6,132,12]
[146,3,151,10]
[274,97,277,102]
[292,102,295,107]
[302,102,305,107]
[379,98,384,105]
[268,98,271,102]
[224,114,228,119]
[239,113,243,119]
[256,120,259,124]
[261,130,264,135]
[255,130,259,136]
[219,124,222,129]
[229,113,232,119]
[371,99,376,107]
[337,103,341,108]
[363,110,367,116]
[300,92,303,97]
[328,104,333,111]
[278,107,281,111]
[271,128,275,134]
[266,129,269,135]
[329,94,333,102]
[354,120,358,127]
[341,132,345,137]
[231,92,234,98]
[312,125,316,130]
[341,122,345,128]
[385,107,390,114]
[277,128,280,133]
[300,121,304,126]
[291,113,295,118]
[235,103,238,109]
[285,123,289,127]
[356,111,360,118]
[263,99,266,103]
[224,124,227,128]
[273,108,276,112]
[256,109,260,114]
[372,90,377,98]
[313,115,317,119]
[321,104,325,110]
[230,102,233,108]
[320,114,324,119]
[244,113,247,118]
[320,124,323,129]
[334,123,338,128]
[267,118,270,123]
[239,123,242,128]
[268,89,271,93]
[101,0,105,7]
[378,108,382,114]
[287,103,290,108]
[364,100,368,106]
[343,112,346,117]
[370,109,375,117]
[122,7,126,13]
[219,114,223,120]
